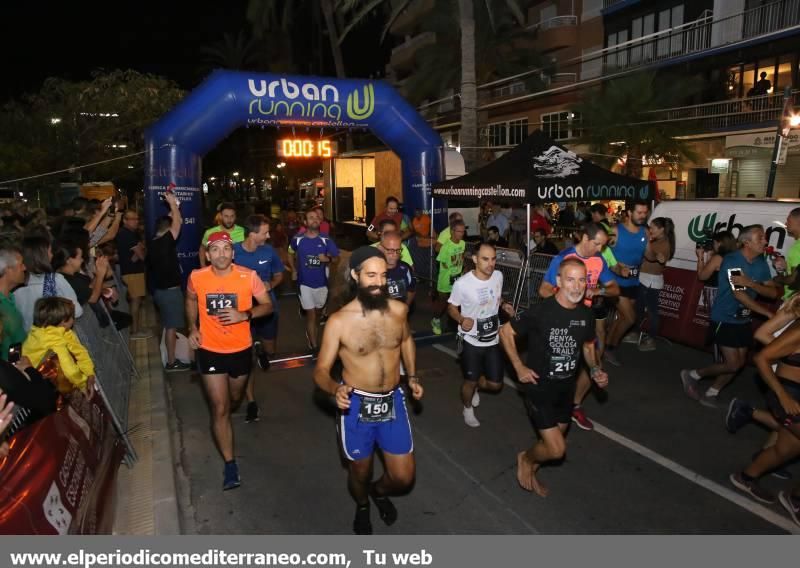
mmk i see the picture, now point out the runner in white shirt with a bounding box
[448,242,515,427]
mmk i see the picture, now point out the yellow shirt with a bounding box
[23,326,95,394]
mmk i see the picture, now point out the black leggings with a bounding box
[636,284,661,335]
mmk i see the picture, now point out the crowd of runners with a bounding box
[182,196,800,534]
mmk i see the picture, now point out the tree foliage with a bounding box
[0,69,184,186]
[574,72,699,178]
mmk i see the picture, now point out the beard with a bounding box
[564,289,585,305]
[356,284,390,312]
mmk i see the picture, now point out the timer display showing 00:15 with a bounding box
[277,139,338,158]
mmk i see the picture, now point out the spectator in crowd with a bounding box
[22,297,95,395]
[558,205,576,228]
[147,193,189,372]
[15,236,83,332]
[487,226,509,248]
[0,245,27,362]
[0,324,58,425]
[84,196,123,249]
[53,241,110,307]
[530,229,559,255]
[367,196,412,242]
[199,203,245,267]
[696,230,738,354]
[486,202,510,241]
[0,391,13,458]
[116,209,149,339]
[530,205,552,236]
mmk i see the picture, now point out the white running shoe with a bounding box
[463,406,480,428]
[471,390,480,408]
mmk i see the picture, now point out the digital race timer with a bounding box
[276,139,338,158]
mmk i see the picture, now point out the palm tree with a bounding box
[574,72,699,179]
[200,31,265,71]
[338,0,530,171]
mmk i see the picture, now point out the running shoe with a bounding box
[471,390,480,408]
[369,485,398,526]
[729,472,775,504]
[571,406,594,431]
[622,332,640,344]
[353,504,372,535]
[603,350,621,367]
[699,392,720,409]
[223,461,241,491]
[463,407,480,427]
[431,318,442,336]
[679,370,701,401]
[165,360,191,372]
[246,401,260,423]
[725,398,753,433]
[254,342,270,371]
[778,491,800,527]
[637,337,656,352]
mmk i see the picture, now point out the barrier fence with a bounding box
[73,301,137,464]
[407,238,555,315]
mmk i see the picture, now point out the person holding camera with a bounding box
[681,225,781,408]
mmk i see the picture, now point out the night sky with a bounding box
[0,1,391,102]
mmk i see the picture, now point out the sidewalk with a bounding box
[112,301,181,535]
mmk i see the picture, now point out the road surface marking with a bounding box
[432,343,800,534]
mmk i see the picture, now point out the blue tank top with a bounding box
[611,223,648,288]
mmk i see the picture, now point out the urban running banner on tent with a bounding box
[432,130,655,203]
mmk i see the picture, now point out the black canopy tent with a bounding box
[431,130,655,205]
[429,131,655,309]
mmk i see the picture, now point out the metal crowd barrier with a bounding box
[73,301,137,464]
[520,253,556,309]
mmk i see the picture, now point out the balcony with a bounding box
[637,90,800,133]
[529,15,578,52]
[599,0,800,74]
[389,31,436,74]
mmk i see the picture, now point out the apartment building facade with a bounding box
[389,0,800,199]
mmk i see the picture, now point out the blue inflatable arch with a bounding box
[145,70,444,275]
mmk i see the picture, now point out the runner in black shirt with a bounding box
[499,258,608,497]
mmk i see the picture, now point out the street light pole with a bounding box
[766,86,795,198]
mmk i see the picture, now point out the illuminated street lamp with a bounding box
[767,87,799,197]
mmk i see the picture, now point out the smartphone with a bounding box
[7,342,21,364]
[728,268,746,291]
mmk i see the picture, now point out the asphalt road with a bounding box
[166,293,799,534]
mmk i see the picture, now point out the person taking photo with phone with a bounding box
[681,225,781,408]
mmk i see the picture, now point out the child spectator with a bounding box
[22,297,95,395]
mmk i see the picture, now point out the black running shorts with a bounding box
[522,377,576,430]
[196,347,253,378]
[460,341,504,383]
[712,322,752,348]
